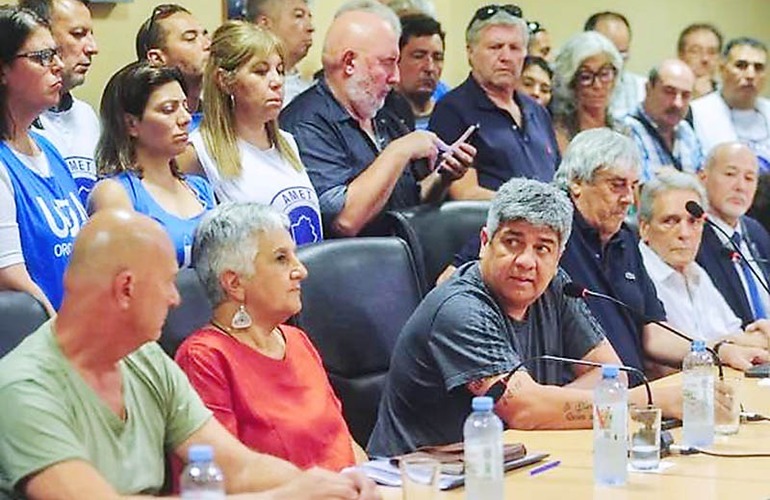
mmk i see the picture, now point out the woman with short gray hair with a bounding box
[176,202,365,470]
[551,31,626,153]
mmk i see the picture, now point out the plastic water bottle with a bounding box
[682,340,715,447]
[593,364,628,486]
[463,396,504,500]
[180,445,225,499]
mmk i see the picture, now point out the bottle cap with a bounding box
[692,340,706,352]
[188,444,214,463]
[471,396,494,411]
[601,364,620,378]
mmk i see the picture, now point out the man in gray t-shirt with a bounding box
[368,178,666,456]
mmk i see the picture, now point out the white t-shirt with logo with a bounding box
[190,129,323,245]
[35,96,100,205]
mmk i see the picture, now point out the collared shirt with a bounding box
[639,241,742,341]
[624,106,705,182]
[280,77,420,237]
[708,215,770,315]
[560,207,666,374]
[610,71,646,121]
[428,74,559,189]
[283,69,315,108]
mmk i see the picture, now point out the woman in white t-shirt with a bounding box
[179,21,322,245]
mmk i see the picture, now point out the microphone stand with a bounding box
[485,354,653,407]
[577,288,724,379]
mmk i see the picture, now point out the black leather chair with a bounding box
[0,291,49,357]
[387,201,490,293]
[294,237,423,445]
[159,268,212,358]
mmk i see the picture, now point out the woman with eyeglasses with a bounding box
[177,21,323,246]
[88,61,215,268]
[551,31,627,153]
[0,6,87,315]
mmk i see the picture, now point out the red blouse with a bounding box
[175,325,355,471]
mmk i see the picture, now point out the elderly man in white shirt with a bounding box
[638,168,770,350]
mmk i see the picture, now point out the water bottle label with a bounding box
[464,444,502,480]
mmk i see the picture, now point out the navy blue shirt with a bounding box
[560,208,666,376]
[280,78,420,237]
[429,74,559,189]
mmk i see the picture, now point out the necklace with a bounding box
[209,319,286,357]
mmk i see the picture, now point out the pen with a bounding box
[529,460,561,476]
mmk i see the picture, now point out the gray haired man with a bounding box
[367,177,665,457]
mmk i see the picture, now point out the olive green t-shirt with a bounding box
[0,320,212,498]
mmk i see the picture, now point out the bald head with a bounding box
[67,210,176,289]
[700,142,759,226]
[643,58,695,131]
[322,8,400,120]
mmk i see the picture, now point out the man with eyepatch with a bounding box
[428,3,559,202]
[691,37,770,171]
[20,0,100,205]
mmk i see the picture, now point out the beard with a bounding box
[344,70,387,120]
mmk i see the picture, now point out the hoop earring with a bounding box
[231,304,252,330]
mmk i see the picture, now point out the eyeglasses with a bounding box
[574,65,617,87]
[468,4,523,31]
[527,21,544,35]
[14,47,61,67]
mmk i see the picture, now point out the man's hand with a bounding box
[392,130,440,165]
[436,142,476,181]
[719,343,770,371]
[742,319,770,349]
[268,467,381,500]
[651,383,683,420]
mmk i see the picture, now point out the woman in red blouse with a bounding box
[176,202,365,470]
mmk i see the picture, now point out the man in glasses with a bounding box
[281,0,474,238]
[584,11,646,121]
[691,38,769,171]
[247,0,314,107]
[428,4,559,202]
[20,0,99,206]
[623,59,704,182]
[135,4,210,131]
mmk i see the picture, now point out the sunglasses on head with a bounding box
[15,47,61,67]
[527,21,544,35]
[468,4,523,31]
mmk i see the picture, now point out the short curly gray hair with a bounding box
[554,128,640,189]
[193,203,289,306]
[486,177,573,251]
[638,169,708,223]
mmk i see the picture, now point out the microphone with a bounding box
[685,200,770,296]
[484,354,653,407]
[564,282,724,379]
[719,245,770,264]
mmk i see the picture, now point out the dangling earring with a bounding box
[228,93,235,108]
[231,304,252,329]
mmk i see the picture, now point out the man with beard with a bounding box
[21,0,100,205]
[247,0,315,106]
[281,0,474,238]
[691,38,769,168]
[135,4,210,131]
[624,59,704,182]
[429,4,559,201]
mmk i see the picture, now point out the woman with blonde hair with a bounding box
[179,21,322,245]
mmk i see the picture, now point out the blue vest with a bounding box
[0,133,87,309]
[113,171,214,267]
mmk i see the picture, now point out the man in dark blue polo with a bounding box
[428,4,559,201]
[280,1,474,238]
[557,128,764,377]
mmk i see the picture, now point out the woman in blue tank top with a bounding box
[0,6,88,314]
[89,62,215,268]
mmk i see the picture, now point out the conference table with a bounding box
[379,370,770,499]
